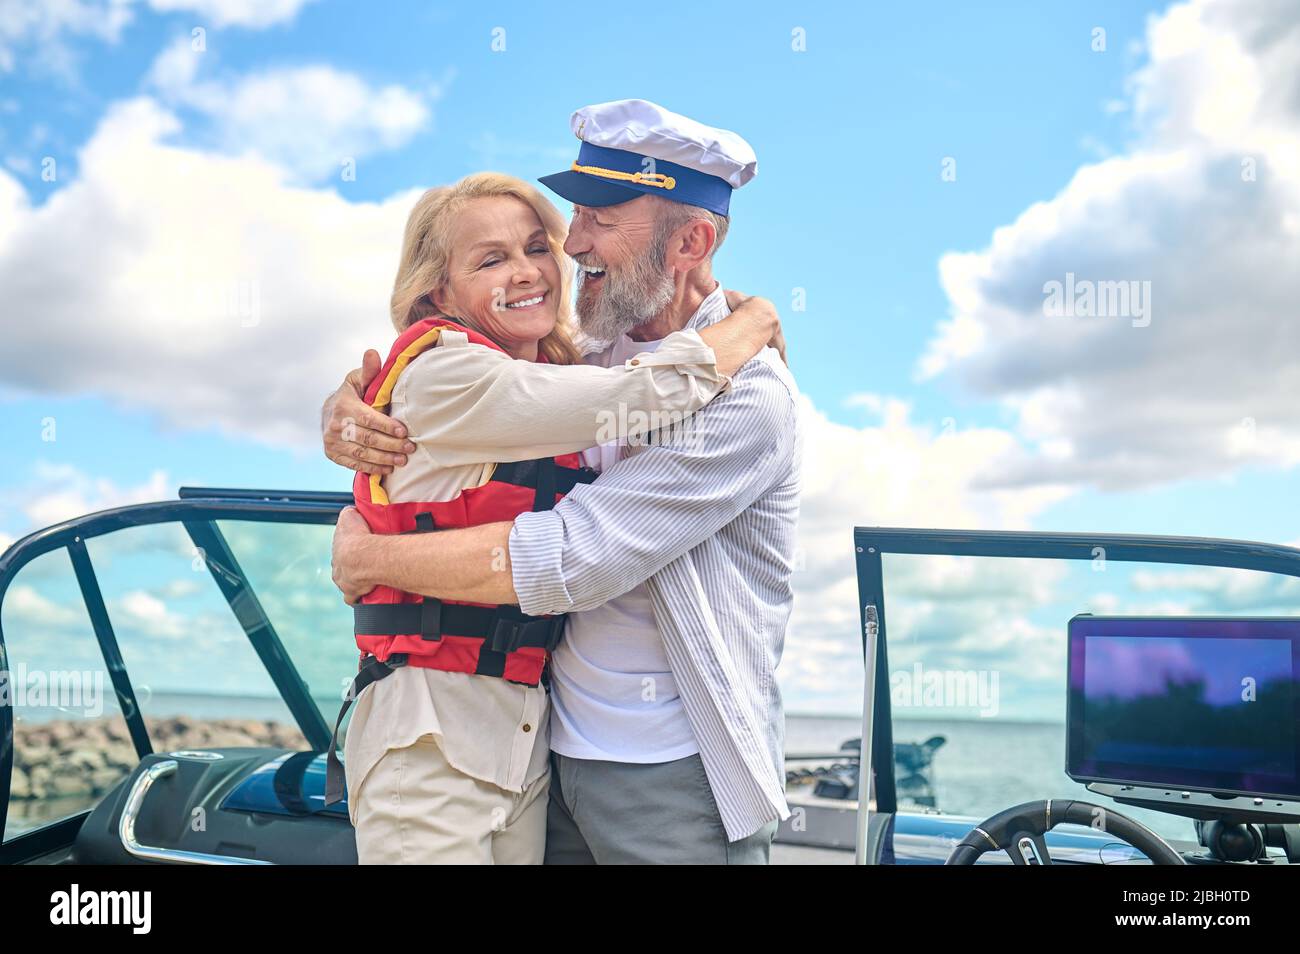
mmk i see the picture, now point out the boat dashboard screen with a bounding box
[1066,615,1300,799]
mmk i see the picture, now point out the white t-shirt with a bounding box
[548,334,701,763]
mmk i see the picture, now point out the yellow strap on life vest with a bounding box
[367,326,442,506]
[365,324,500,507]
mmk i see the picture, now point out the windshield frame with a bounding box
[853,525,1300,860]
[0,487,349,842]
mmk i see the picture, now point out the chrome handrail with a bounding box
[118,760,273,865]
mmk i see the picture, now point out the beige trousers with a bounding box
[352,733,549,864]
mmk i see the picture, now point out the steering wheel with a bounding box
[944,799,1187,865]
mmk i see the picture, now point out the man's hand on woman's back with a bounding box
[321,349,417,475]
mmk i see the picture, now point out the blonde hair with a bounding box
[390,172,582,365]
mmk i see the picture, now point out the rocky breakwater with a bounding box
[10,715,308,801]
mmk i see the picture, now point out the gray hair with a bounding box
[648,195,730,260]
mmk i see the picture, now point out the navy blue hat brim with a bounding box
[537,169,650,208]
[538,143,733,215]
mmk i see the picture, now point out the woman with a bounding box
[328,171,781,864]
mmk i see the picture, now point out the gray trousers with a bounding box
[544,750,778,864]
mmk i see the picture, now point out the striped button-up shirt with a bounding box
[511,284,802,840]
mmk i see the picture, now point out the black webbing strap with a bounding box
[324,653,406,807]
[490,458,596,499]
[532,456,557,512]
[475,646,507,679]
[353,601,563,650]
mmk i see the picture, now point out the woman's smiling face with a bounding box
[435,195,563,361]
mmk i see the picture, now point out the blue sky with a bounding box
[2,0,1299,717]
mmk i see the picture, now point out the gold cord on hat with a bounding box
[570,162,676,191]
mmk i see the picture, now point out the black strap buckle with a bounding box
[483,606,564,654]
[537,616,565,652]
[485,605,530,654]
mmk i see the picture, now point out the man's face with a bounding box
[564,195,676,341]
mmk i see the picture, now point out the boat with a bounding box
[2,487,1298,865]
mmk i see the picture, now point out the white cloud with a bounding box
[146,36,438,181]
[115,589,188,638]
[1130,563,1300,612]
[0,0,313,76]
[0,0,132,76]
[146,0,316,29]
[154,577,202,598]
[4,583,85,627]
[921,0,1300,492]
[781,396,1073,713]
[0,96,417,447]
[15,463,173,528]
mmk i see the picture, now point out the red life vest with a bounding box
[324,316,595,806]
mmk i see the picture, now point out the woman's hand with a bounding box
[322,350,418,475]
[723,289,786,365]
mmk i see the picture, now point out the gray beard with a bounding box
[575,246,676,342]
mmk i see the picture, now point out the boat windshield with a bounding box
[849,529,1300,850]
[1,496,352,841]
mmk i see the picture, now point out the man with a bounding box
[324,100,802,863]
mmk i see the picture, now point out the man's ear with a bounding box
[667,219,717,274]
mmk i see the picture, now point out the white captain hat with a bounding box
[538,99,757,216]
